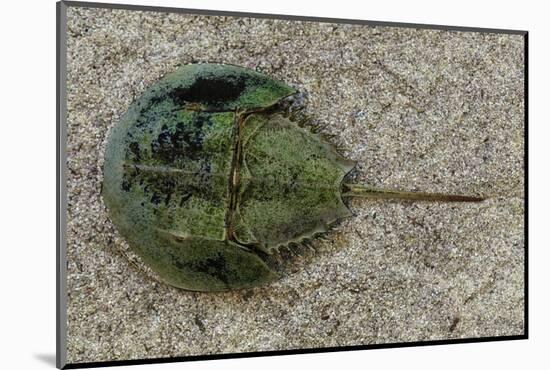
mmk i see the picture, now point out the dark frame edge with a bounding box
[62,335,527,369]
[57,1,69,369]
[61,0,527,35]
[523,32,529,338]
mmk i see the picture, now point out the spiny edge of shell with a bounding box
[261,215,351,274]
[273,97,350,157]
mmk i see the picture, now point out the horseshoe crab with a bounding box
[102,63,483,291]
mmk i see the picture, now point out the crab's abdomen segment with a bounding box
[234,113,355,251]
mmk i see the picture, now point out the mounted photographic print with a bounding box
[56,1,528,368]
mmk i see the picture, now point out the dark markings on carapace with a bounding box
[169,76,247,108]
[120,112,216,208]
[173,252,232,286]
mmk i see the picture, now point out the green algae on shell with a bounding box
[102,63,483,292]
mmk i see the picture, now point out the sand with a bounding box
[64,5,525,364]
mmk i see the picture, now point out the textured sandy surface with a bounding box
[64,6,525,364]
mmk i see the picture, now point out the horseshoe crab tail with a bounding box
[342,183,485,202]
